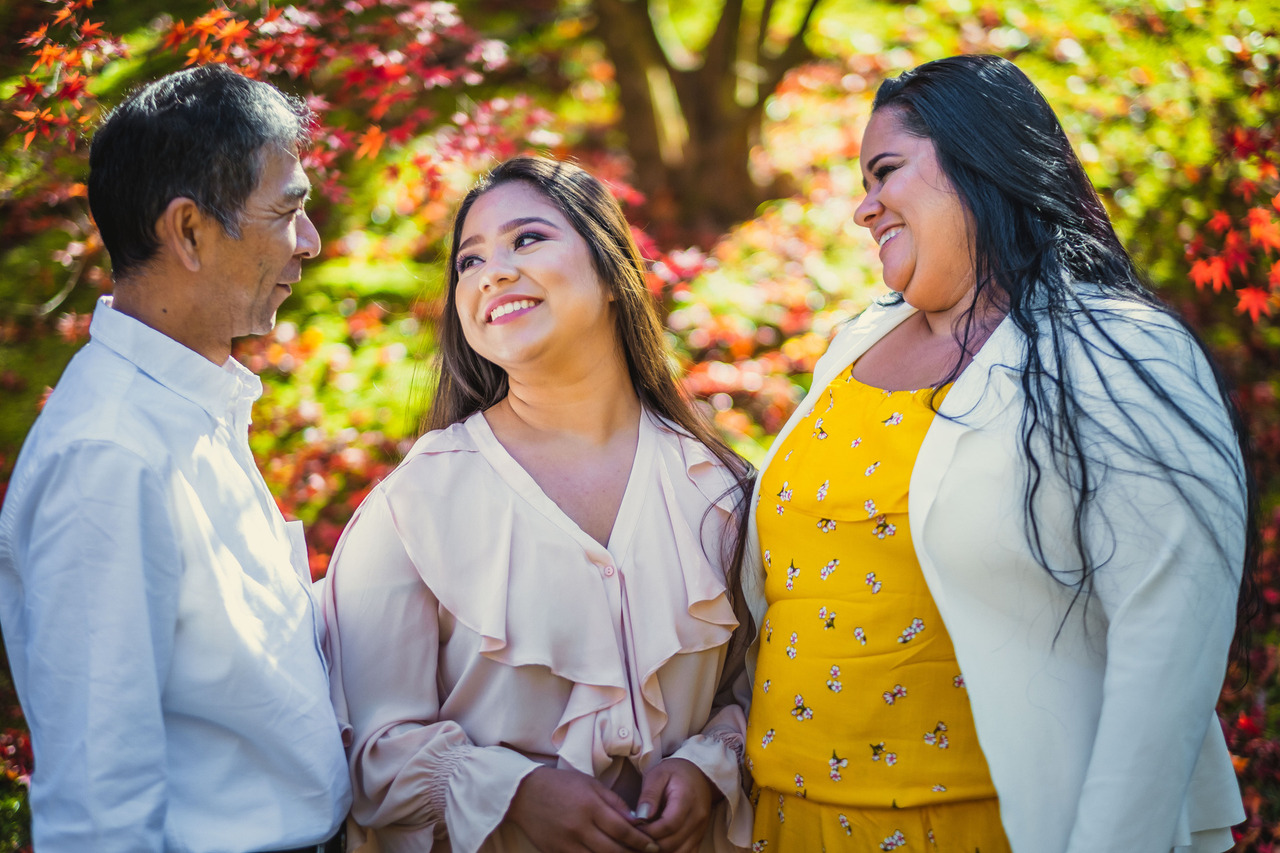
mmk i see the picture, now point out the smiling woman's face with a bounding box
[452,181,615,376]
[854,107,977,316]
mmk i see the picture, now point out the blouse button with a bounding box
[618,727,630,739]
[603,565,616,577]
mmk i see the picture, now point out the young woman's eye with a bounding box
[873,163,898,182]
[456,254,481,273]
[513,231,547,249]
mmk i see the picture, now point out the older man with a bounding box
[0,65,350,852]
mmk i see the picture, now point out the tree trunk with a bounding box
[592,0,823,233]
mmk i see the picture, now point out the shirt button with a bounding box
[603,565,615,577]
[618,727,630,739]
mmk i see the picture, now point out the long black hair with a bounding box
[871,54,1257,643]
[427,156,757,677]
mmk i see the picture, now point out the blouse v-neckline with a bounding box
[464,409,654,560]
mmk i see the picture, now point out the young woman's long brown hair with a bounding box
[426,156,757,678]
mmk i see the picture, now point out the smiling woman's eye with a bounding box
[513,231,547,249]
[456,254,481,273]
[873,162,898,182]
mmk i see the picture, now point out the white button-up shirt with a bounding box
[0,296,351,852]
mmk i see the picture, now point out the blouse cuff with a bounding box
[670,728,752,847]
[442,744,541,853]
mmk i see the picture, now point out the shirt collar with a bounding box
[88,295,263,424]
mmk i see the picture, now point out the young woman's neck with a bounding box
[496,351,641,445]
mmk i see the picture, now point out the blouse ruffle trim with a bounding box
[379,414,740,776]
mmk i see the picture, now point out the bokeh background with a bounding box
[1,0,1278,848]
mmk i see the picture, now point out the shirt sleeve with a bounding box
[323,488,540,853]
[9,441,182,852]
[1062,321,1245,852]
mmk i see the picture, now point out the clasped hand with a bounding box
[507,758,715,853]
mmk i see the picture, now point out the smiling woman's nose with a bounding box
[854,190,879,230]
[479,254,517,290]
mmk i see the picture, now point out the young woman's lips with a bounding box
[487,298,540,324]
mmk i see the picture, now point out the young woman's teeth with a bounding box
[490,299,536,321]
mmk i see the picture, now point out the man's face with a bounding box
[203,143,319,346]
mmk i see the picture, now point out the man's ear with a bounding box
[154,197,211,273]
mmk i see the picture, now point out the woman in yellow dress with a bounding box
[743,55,1252,853]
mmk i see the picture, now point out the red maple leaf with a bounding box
[1272,192,1280,216]
[14,76,44,103]
[1190,256,1231,292]
[1208,210,1232,234]
[355,125,386,160]
[57,71,88,107]
[161,21,189,51]
[20,25,48,48]
[1235,287,1272,322]
[1270,259,1280,290]
[1259,161,1279,182]
[1223,230,1251,274]
[79,19,105,40]
[216,19,252,48]
[52,7,75,27]
[1237,179,1258,202]
[31,43,65,72]
[1251,218,1280,254]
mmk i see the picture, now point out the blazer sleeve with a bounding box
[323,489,540,853]
[1062,314,1245,852]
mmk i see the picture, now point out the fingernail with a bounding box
[645,844,660,853]
[635,803,652,821]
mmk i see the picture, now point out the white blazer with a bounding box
[743,294,1246,853]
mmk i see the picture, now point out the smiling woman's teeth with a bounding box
[879,227,902,247]
[490,299,536,321]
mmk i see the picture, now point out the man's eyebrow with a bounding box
[458,216,559,253]
[283,181,311,204]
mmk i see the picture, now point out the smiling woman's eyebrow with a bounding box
[458,215,559,252]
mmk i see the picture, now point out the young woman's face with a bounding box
[452,181,616,377]
[854,107,977,315]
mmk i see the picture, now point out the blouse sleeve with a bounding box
[324,488,540,853]
[1062,315,1245,852]
[670,665,752,846]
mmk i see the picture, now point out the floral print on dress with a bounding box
[880,829,907,850]
[785,561,800,591]
[869,742,897,765]
[883,684,907,705]
[897,618,925,644]
[829,750,848,781]
[746,366,1005,850]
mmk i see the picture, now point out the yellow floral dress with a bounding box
[744,365,1012,852]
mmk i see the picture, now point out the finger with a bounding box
[633,766,670,823]
[592,803,662,853]
[597,781,645,821]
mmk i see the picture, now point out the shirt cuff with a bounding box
[442,745,541,853]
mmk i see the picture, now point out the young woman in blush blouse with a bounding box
[741,55,1254,852]
[323,156,755,853]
